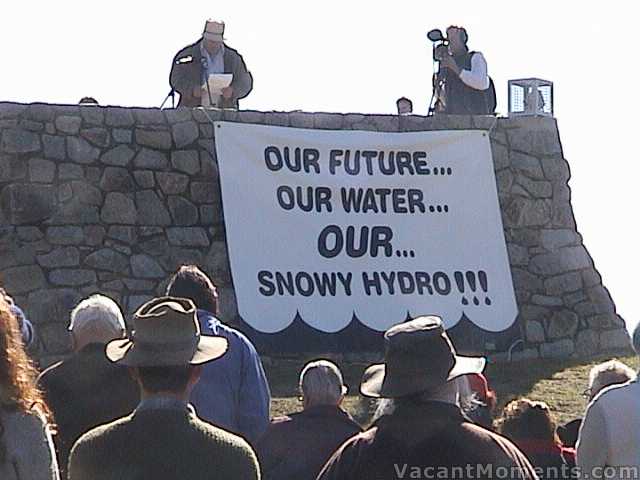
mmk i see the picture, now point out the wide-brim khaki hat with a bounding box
[360,315,485,398]
[106,296,228,367]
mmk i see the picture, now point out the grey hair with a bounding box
[69,294,126,351]
[588,359,636,397]
[299,359,347,407]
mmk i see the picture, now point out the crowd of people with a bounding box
[0,264,637,479]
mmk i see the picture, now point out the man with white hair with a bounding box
[255,359,362,480]
[577,330,640,479]
[39,294,139,476]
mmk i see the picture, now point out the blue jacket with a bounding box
[191,310,271,444]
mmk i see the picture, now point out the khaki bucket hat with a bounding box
[360,315,485,398]
[106,296,228,367]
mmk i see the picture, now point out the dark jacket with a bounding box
[38,344,139,475]
[169,40,253,108]
[511,439,576,480]
[256,405,362,480]
[317,401,538,480]
[68,404,260,480]
[443,51,495,115]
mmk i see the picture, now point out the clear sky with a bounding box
[2,1,638,331]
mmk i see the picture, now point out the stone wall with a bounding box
[0,102,629,364]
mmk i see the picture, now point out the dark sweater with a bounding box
[68,405,260,480]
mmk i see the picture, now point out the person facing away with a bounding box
[558,359,636,448]
[577,329,640,480]
[498,398,576,480]
[0,294,60,480]
[38,294,139,476]
[396,97,413,115]
[437,25,496,115]
[68,296,260,480]
[256,359,362,480]
[317,316,538,480]
[166,265,270,444]
[170,19,253,108]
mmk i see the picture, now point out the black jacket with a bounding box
[169,40,253,108]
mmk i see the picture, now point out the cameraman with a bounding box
[437,26,495,115]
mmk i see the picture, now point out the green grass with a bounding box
[266,353,638,427]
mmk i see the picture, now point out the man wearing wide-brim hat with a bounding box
[170,19,253,108]
[318,316,538,480]
[67,296,260,480]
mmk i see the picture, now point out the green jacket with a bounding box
[169,40,253,109]
[68,404,260,480]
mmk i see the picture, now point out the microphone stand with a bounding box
[160,89,175,109]
[427,43,441,116]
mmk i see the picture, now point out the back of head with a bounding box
[166,265,218,314]
[69,294,125,352]
[300,360,346,408]
[588,359,636,398]
[498,398,558,444]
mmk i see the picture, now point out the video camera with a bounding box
[427,29,449,62]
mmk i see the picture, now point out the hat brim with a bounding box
[105,336,228,367]
[360,355,485,398]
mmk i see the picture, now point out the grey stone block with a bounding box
[531,294,564,307]
[133,108,166,124]
[582,269,602,288]
[69,180,103,205]
[507,243,528,266]
[67,137,100,164]
[540,339,574,358]
[168,196,199,225]
[100,167,135,192]
[171,150,200,175]
[139,236,169,256]
[516,176,553,198]
[55,115,82,134]
[16,227,43,242]
[107,226,137,244]
[503,197,552,227]
[26,288,82,325]
[131,254,165,278]
[136,190,171,226]
[49,269,97,287]
[1,129,40,154]
[134,148,168,169]
[540,229,580,251]
[113,129,132,143]
[133,170,155,188]
[105,108,134,127]
[58,163,84,180]
[29,158,56,183]
[101,192,137,224]
[0,184,56,224]
[167,227,210,247]
[84,226,106,246]
[84,248,130,273]
[525,320,545,343]
[157,172,189,195]
[101,144,135,166]
[80,128,110,148]
[26,104,54,122]
[496,169,514,192]
[164,108,193,123]
[172,121,199,148]
[546,309,579,339]
[122,278,155,291]
[530,246,592,276]
[135,129,172,149]
[190,182,217,203]
[600,329,631,351]
[511,152,544,179]
[575,330,600,357]
[37,247,80,268]
[80,106,104,125]
[47,226,84,245]
[2,265,46,294]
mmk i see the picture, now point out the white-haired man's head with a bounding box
[299,359,347,409]
[69,294,126,352]
[588,359,636,400]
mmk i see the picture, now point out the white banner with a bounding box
[214,122,517,333]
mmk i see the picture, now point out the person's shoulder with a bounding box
[214,320,258,352]
[73,413,133,449]
[37,359,65,386]
[191,415,258,459]
[593,378,639,404]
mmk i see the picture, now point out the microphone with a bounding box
[427,29,445,42]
